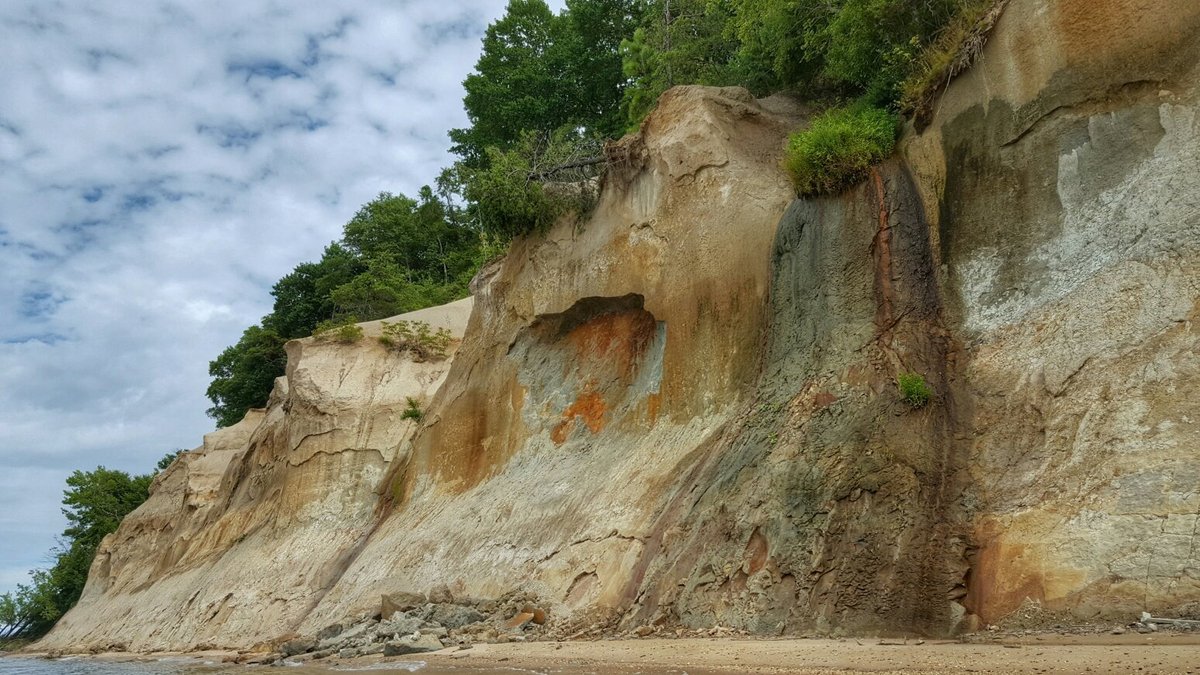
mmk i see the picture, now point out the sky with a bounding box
[0,0,565,597]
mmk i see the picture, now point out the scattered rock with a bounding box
[378,615,424,638]
[381,592,427,619]
[384,633,443,655]
[505,611,535,629]
[316,623,344,641]
[428,584,454,604]
[280,637,316,656]
[339,647,359,659]
[322,619,377,648]
[429,604,485,629]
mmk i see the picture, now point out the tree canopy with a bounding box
[0,459,174,642]
[205,188,484,428]
[205,0,996,425]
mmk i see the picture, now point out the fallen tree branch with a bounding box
[528,156,605,181]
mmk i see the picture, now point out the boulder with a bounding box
[383,633,443,656]
[381,592,426,619]
[315,623,343,641]
[428,604,485,629]
[377,615,424,637]
[280,637,316,656]
[428,584,454,604]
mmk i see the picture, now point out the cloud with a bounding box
[0,0,546,595]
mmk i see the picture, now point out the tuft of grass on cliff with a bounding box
[784,104,899,196]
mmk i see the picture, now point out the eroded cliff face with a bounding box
[37,300,473,651]
[37,0,1200,651]
[297,86,805,634]
[623,0,1200,635]
[911,0,1200,625]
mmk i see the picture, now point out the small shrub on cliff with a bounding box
[379,320,452,362]
[784,104,898,196]
[402,396,423,422]
[899,0,1006,123]
[313,316,364,343]
[897,372,933,407]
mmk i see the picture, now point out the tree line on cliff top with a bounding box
[207,0,996,430]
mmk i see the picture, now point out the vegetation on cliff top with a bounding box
[0,455,177,642]
[205,188,488,427]
[205,0,1002,426]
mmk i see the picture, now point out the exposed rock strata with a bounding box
[909,0,1200,625]
[35,0,1200,651]
[37,299,472,651]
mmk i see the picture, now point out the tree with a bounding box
[263,243,362,340]
[449,0,572,163]
[561,0,644,137]
[205,325,287,428]
[0,467,154,641]
[206,188,482,428]
[620,0,740,124]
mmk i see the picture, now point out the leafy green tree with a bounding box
[449,0,572,163]
[263,243,363,340]
[560,0,643,137]
[620,0,740,124]
[452,126,603,239]
[205,325,287,428]
[155,450,184,473]
[0,467,154,640]
[206,188,483,428]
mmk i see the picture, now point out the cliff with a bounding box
[36,0,1200,652]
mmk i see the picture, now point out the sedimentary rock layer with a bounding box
[36,0,1200,651]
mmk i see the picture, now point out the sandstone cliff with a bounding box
[38,299,472,651]
[37,0,1200,651]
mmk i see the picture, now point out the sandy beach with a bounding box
[410,634,1200,674]
[15,633,1200,674]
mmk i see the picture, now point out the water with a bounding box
[0,654,704,674]
[0,658,435,675]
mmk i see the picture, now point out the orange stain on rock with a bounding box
[645,392,662,425]
[566,309,656,379]
[551,389,608,445]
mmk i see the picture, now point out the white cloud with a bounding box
[0,0,526,595]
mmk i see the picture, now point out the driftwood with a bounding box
[1141,612,1200,627]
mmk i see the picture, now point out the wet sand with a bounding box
[11,634,1200,674]
[411,634,1200,674]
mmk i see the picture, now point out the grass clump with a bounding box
[897,372,933,408]
[379,320,452,362]
[784,104,898,197]
[312,316,364,343]
[401,396,423,422]
[899,0,1007,124]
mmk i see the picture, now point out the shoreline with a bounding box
[9,632,1200,674]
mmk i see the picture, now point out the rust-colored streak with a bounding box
[870,168,895,345]
[550,389,608,445]
[812,391,838,410]
[644,392,662,425]
[566,309,656,380]
[964,527,1046,623]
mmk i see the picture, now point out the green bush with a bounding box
[897,372,933,407]
[784,104,898,196]
[379,320,453,362]
[402,396,423,422]
[312,316,364,344]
